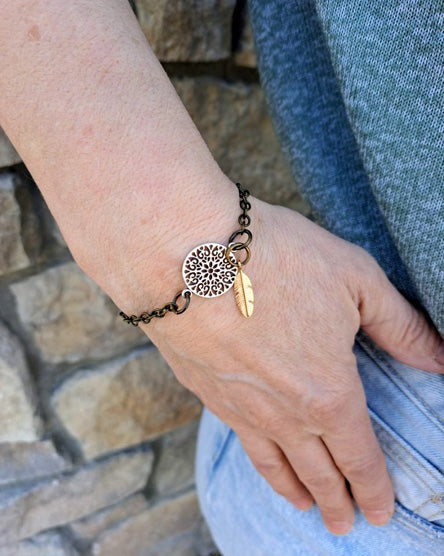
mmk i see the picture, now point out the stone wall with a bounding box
[0,2,307,554]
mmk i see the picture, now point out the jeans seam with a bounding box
[393,501,444,542]
[356,333,444,432]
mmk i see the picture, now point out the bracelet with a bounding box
[119,182,254,326]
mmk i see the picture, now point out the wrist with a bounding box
[110,174,261,314]
[117,178,265,334]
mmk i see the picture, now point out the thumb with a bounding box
[357,262,444,373]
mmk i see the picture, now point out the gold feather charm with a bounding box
[233,264,254,318]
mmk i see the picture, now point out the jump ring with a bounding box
[225,244,251,266]
[173,289,192,314]
[228,228,252,248]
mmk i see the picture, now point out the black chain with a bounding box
[120,289,191,326]
[119,182,252,326]
[225,182,252,266]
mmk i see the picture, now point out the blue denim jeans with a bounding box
[195,332,444,554]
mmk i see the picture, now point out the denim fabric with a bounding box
[196,333,444,555]
[195,1,444,553]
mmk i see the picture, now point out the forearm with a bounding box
[0,0,250,310]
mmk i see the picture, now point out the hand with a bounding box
[121,197,444,536]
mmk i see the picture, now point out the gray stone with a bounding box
[91,490,201,556]
[0,127,21,168]
[2,531,78,556]
[0,174,30,275]
[194,516,219,556]
[145,531,197,556]
[135,0,236,61]
[0,441,69,486]
[0,448,154,546]
[172,77,309,214]
[145,516,218,556]
[51,347,202,459]
[10,262,146,364]
[0,322,42,442]
[152,421,199,496]
[68,493,147,544]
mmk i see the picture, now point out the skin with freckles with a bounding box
[1,0,443,538]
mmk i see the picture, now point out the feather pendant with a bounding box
[233,267,254,318]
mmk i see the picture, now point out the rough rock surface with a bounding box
[234,7,257,68]
[0,174,30,275]
[135,0,236,61]
[0,128,21,168]
[2,531,78,556]
[172,77,307,213]
[0,441,68,487]
[68,493,147,545]
[0,322,41,442]
[10,262,146,364]
[0,448,154,545]
[91,490,202,556]
[52,348,202,459]
[151,420,199,496]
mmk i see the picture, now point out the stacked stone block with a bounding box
[0,1,306,554]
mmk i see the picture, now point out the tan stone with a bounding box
[0,127,21,168]
[151,420,199,496]
[3,531,78,556]
[68,493,147,544]
[0,323,42,442]
[0,448,154,546]
[0,174,30,275]
[135,0,236,62]
[10,262,146,364]
[91,490,201,556]
[172,77,309,214]
[0,441,69,486]
[234,7,257,68]
[52,347,202,459]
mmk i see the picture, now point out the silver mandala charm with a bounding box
[182,242,238,298]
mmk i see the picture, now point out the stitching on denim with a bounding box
[356,334,444,432]
[427,507,444,522]
[371,416,444,523]
[371,416,442,484]
[373,420,444,492]
[414,493,444,515]
[383,446,437,503]
[385,448,444,518]
[393,501,444,541]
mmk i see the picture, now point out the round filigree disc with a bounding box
[182,242,238,298]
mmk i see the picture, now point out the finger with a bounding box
[281,434,356,535]
[357,259,444,372]
[236,430,314,511]
[322,376,394,527]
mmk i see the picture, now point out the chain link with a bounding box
[120,289,192,326]
[120,182,252,326]
[224,182,252,267]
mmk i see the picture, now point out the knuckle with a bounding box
[254,406,284,436]
[302,472,340,493]
[253,454,287,478]
[308,392,348,424]
[346,245,380,281]
[396,306,429,349]
[342,453,382,482]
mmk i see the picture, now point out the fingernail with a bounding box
[364,509,393,526]
[435,340,444,366]
[327,520,353,535]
